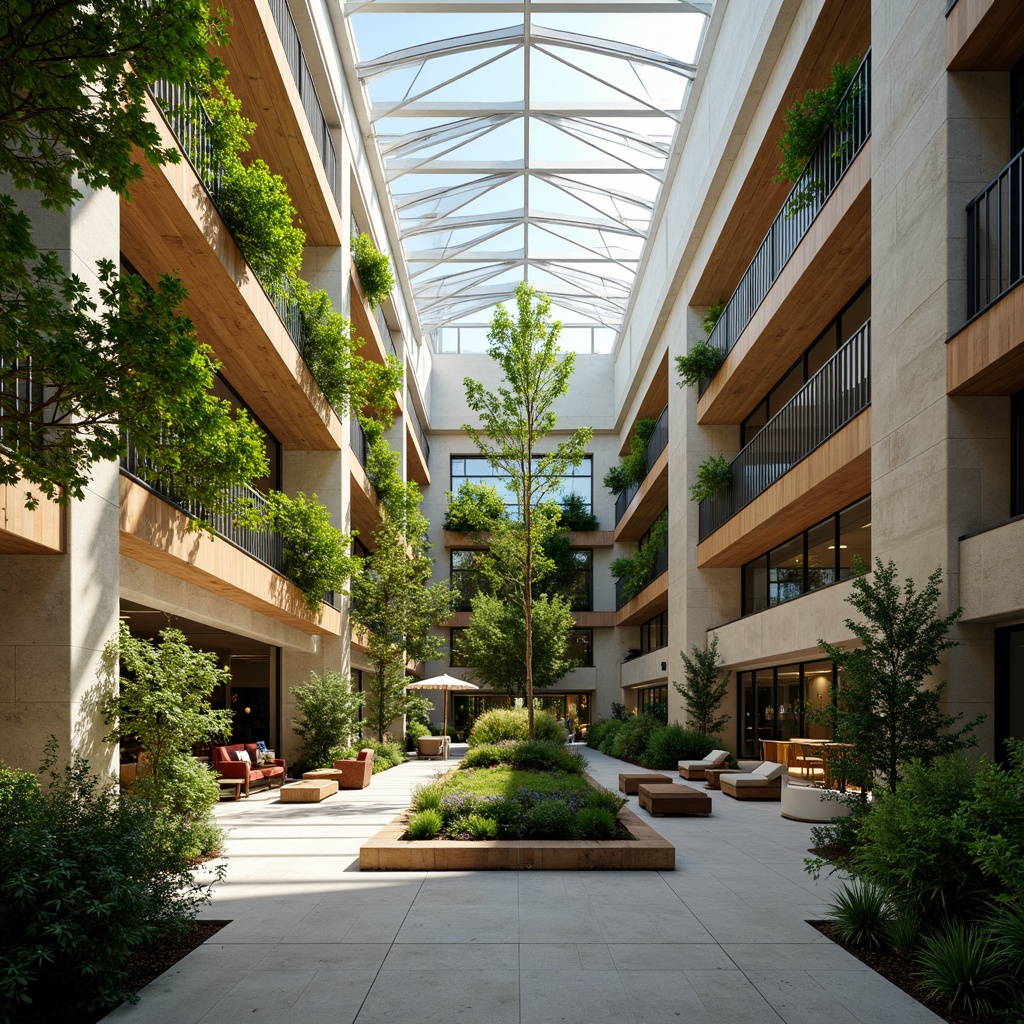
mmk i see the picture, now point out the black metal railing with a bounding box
[614,404,669,525]
[375,304,399,360]
[698,320,871,541]
[615,527,669,610]
[148,79,308,357]
[409,405,430,467]
[350,416,369,468]
[966,147,1024,319]
[120,440,285,574]
[267,0,340,203]
[700,51,871,395]
[0,357,41,451]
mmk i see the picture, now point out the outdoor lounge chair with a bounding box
[417,736,449,760]
[677,748,731,780]
[331,748,375,789]
[719,761,787,799]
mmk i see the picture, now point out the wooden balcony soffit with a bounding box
[947,0,1024,70]
[0,481,64,555]
[121,95,342,451]
[947,280,1024,395]
[698,143,871,426]
[614,446,669,544]
[620,352,668,456]
[696,410,871,568]
[218,0,342,246]
[406,418,430,487]
[119,475,341,636]
[615,572,668,627]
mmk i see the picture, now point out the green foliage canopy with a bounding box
[290,671,363,771]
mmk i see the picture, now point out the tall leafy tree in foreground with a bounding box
[462,283,593,736]
[350,423,453,740]
[674,633,730,736]
[0,1,272,509]
[815,558,982,795]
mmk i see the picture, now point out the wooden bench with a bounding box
[618,772,673,795]
[638,783,712,816]
[280,779,338,803]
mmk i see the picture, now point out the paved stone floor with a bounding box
[102,746,943,1024]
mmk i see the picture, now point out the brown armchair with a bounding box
[332,748,374,789]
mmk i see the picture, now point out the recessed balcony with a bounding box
[698,323,871,566]
[698,53,871,425]
[121,88,342,451]
[614,405,668,542]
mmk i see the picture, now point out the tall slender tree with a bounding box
[462,283,593,736]
[349,422,453,740]
[674,633,731,736]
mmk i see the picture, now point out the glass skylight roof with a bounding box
[343,1,709,352]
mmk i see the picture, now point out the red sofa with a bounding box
[332,748,374,789]
[212,743,286,797]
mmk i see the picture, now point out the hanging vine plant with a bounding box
[352,232,395,309]
[689,454,732,504]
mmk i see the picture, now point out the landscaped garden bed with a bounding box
[360,722,675,870]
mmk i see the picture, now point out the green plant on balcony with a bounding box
[774,56,862,215]
[689,454,732,503]
[675,339,725,388]
[557,492,598,531]
[444,480,507,532]
[352,232,396,310]
[603,417,657,495]
[610,510,667,603]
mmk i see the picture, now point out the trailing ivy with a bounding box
[603,417,657,495]
[774,56,861,214]
[689,454,732,503]
[610,510,667,602]
[675,340,725,388]
[352,232,396,310]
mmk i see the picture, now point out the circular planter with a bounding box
[780,785,853,823]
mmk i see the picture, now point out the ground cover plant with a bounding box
[406,743,628,842]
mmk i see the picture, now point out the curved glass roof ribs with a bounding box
[345,1,709,350]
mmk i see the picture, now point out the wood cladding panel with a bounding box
[0,482,63,554]
[219,0,342,246]
[121,97,342,451]
[947,0,1024,70]
[619,352,669,456]
[613,448,669,543]
[696,411,871,568]
[615,571,668,627]
[118,476,341,635]
[947,281,1024,395]
[350,456,380,548]
[698,144,871,426]
[692,0,871,304]
[406,418,430,487]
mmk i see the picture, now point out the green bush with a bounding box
[405,717,432,752]
[689,454,732,503]
[352,232,395,309]
[675,339,725,388]
[465,814,500,840]
[916,922,1011,1017]
[826,880,891,950]
[603,417,657,495]
[534,711,569,745]
[584,786,626,816]
[291,670,363,772]
[610,511,668,603]
[508,740,586,774]
[331,738,405,773]
[444,481,506,532]
[641,725,718,770]
[0,747,217,1020]
[989,903,1024,974]
[597,719,625,755]
[406,808,443,840]
[462,743,508,768]
[884,913,922,956]
[610,714,663,763]
[411,781,444,813]
[468,707,529,746]
[524,799,575,839]
[558,492,598,531]
[586,719,614,749]
[576,806,617,839]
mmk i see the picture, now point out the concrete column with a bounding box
[0,184,120,772]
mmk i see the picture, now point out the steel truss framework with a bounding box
[344,0,709,338]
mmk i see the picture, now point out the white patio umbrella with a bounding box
[405,673,479,743]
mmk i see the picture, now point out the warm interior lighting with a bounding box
[827,544,848,550]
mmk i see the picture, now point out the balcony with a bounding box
[699,321,870,544]
[406,403,430,487]
[610,401,667,528]
[349,417,380,544]
[698,52,871,424]
[614,528,668,623]
[0,481,63,554]
[219,0,342,245]
[121,86,342,451]
[946,0,1024,70]
[119,448,340,635]
[947,149,1024,395]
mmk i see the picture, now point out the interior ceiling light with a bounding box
[344,1,709,349]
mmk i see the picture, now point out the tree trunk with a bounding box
[524,491,534,738]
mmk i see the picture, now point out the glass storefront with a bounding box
[738,659,835,758]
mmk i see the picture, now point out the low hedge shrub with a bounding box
[610,714,662,762]
[640,725,719,769]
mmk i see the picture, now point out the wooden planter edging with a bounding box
[359,806,676,871]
